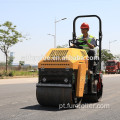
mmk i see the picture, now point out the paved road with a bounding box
[0,75,120,120]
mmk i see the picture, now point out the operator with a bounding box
[71,23,96,71]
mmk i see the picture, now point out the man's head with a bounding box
[80,23,89,35]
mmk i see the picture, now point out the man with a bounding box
[71,22,96,71]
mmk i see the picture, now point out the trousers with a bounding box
[87,49,95,70]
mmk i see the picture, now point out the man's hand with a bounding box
[69,44,75,48]
[83,38,88,43]
[83,38,94,49]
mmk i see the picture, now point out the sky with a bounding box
[0,0,120,65]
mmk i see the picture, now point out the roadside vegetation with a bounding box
[0,70,38,79]
[0,63,38,79]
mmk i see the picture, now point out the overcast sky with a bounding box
[0,0,120,65]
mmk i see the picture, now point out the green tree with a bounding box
[0,21,25,73]
[57,44,68,48]
[101,49,115,63]
[8,55,14,66]
[19,61,25,66]
[18,61,25,70]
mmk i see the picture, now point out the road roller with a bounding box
[36,15,103,107]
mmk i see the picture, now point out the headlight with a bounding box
[42,77,47,82]
[64,78,69,83]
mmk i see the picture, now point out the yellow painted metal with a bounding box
[76,63,87,97]
[38,48,88,70]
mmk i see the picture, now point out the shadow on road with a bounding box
[21,104,63,111]
[21,100,98,111]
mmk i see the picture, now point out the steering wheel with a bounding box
[70,39,87,49]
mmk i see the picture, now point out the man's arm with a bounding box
[84,38,96,49]
[86,42,95,49]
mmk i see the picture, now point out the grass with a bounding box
[12,70,38,76]
[0,70,38,79]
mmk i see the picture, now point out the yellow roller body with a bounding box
[37,48,88,106]
[76,63,87,97]
[38,48,88,70]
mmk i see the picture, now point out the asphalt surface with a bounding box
[0,75,120,120]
